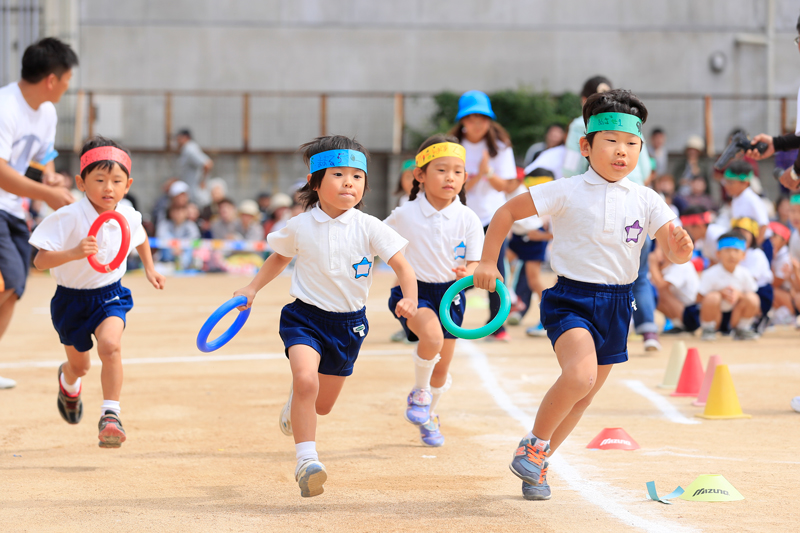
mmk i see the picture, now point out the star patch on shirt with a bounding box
[454,241,466,260]
[624,220,644,243]
[353,257,372,279]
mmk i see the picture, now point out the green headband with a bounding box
[586,112,643,139]
[400,159,416,173]
[723,168,753,182]
[791,195,800,206]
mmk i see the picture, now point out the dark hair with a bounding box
[217,197,235,209]
[682,205,710,218]
[526,167,555,178]
[297,135,370,209]
[448,119,512,158]
[582,89,648,151]
[408,134,467,205]
[21,37,78,83]
[580,76,613,99]
[651,127,665,136]
[80,136,130,179]
[726,159,752,176]
[797,12,800,34]
[718,230,746,244]
[176,128,192,139]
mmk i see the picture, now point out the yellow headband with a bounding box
[732,217,759,237]
[415,142,466,168]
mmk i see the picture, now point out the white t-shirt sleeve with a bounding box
[530,178,569,218]
[0,108,15,161]
[367,215,408,261]
[465,212,485,261]
[645,188,677,239]
[493,145,517,180]
[740,268,758,293]
[697,269,715,296]
[267,217,298,258]
[132,219,147,248]
[29,209,65,251]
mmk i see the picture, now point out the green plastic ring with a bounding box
[439,275,511,340]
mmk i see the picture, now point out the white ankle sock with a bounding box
[429,373,452,414]
[701,320,717,330]
[671,318,685,329]
[413,348,441,390]
[295,441,318,472]
[737,317,754,330]
[60,373,81,396]
[101,400,120,417]
[525,432,549,450]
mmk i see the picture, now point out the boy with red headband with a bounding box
[29,136,165,448]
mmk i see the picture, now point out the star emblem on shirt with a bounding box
[353,257,372,279]
[454,241,467,260]
[624,220,644,243]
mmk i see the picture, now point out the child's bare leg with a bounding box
[95,317,124,402]
[62,346,91,384]
[406,308,444,361]
[288,345,322,444]
[730,293,759,328]
[773,287,793,310]
[315,374,347,416]
[525,261,545,300]
[656,289,685,321]
[404,308,445,423]
[431,338,455,389]
[531,328,598,440]
[548,364,613,454]
[700,292,723,326]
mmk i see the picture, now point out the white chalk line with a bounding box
[622,380,701,425]
[0,348,412,370]
[460,340,697,533]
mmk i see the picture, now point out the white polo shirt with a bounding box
[698,263,758,312]
[28,196,147,289]
[507,183,546,234]
[384,193,484,284]
[531,168,675,285]
[463,139,517,226]
[771,246,793,290]
[741,247,773,287]
[662,261,700,307]
[268,205,408,313]
[731,187,769,227]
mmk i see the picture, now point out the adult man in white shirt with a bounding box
[175,129,214,206]
[0,38,77,389]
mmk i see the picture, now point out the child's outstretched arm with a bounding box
[136,240,166,290]
[233,252,293,309]
[654,221,693,265]
[387,252,418,319]
[33,236,98,271]
[474,194,537,292]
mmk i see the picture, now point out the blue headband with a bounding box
[718,237,746,251]
[309,150,368,175]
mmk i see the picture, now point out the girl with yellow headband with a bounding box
[384,134,484,447]
[731,217,774,332]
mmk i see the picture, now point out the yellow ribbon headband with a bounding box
[732,217,759,237]
[415,142,466,168]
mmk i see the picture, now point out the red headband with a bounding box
[80,147,131,175]
[768,222,791,242]
[680,212,712,226]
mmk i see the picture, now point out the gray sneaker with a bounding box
[510,437,549,485]
[522,461,551,500]
[701,327,716,341]
[733,327,758,341]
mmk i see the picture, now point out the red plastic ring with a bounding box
[87,211,131,274]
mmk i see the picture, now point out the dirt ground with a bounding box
[2,270,799,532]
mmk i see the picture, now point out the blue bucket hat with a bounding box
[456,90,496,121]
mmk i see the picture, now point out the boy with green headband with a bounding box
[723,159,770,244]
[474,89,693,500]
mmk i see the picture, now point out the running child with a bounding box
[384,134,484,447]
[698,230,760,341]
[28,136,165,448]
[473,89,693,500]
[233,135,417,497]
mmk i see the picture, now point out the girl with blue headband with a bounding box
[472,89,693,501]
[233,135,418,498]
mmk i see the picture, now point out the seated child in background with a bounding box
[234,200,265,241]
[505,167,555,337]
[698,230,760,341]
[649,245,701,334]
[209,198,238,240]
[28,136,165,448]
[155,203,200,269]
[680,205,726,267]
[723,160,770,244]
[768,221,800,323]
[731,217,773,330]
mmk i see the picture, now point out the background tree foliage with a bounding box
[409,89,582,163]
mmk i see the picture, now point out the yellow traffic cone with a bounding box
[696,365,751,419]
[658,340,686,389]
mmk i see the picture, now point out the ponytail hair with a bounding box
[410,133,467,206]
[447,119,511,158]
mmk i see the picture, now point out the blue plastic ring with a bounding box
[197,295,251,352]
[439,275,511,340]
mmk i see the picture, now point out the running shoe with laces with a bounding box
[98,410,126,448]
[279,384,293,436]
[295,459,327,497]
[526,322,547,337]
[701,326,717,341]
[419,413,444,447]
[732,327,758,341]
[57,364,82,424]
[509,436,549,485]
[522,461,551,500]
[405,388,432,425]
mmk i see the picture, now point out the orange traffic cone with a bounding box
[586,428,640,450]
[692,354,721,407]
[696,365,751,419]
[658,341,687,389]
[671,347,704,397]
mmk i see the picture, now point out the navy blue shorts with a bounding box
[50,281,133,352]
[508,232,548,262]
[682,304,701,333]
[388,280,466,342]
[539,277,634,365]
[279,299,368,377]
[0,211,31,297]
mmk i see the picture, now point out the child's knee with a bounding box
[315,402,333,416]
[293,372,319,398]
[69,359,91,377]
[704,292,722,305]
[562,370,596,396]
[96,337,121,359]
